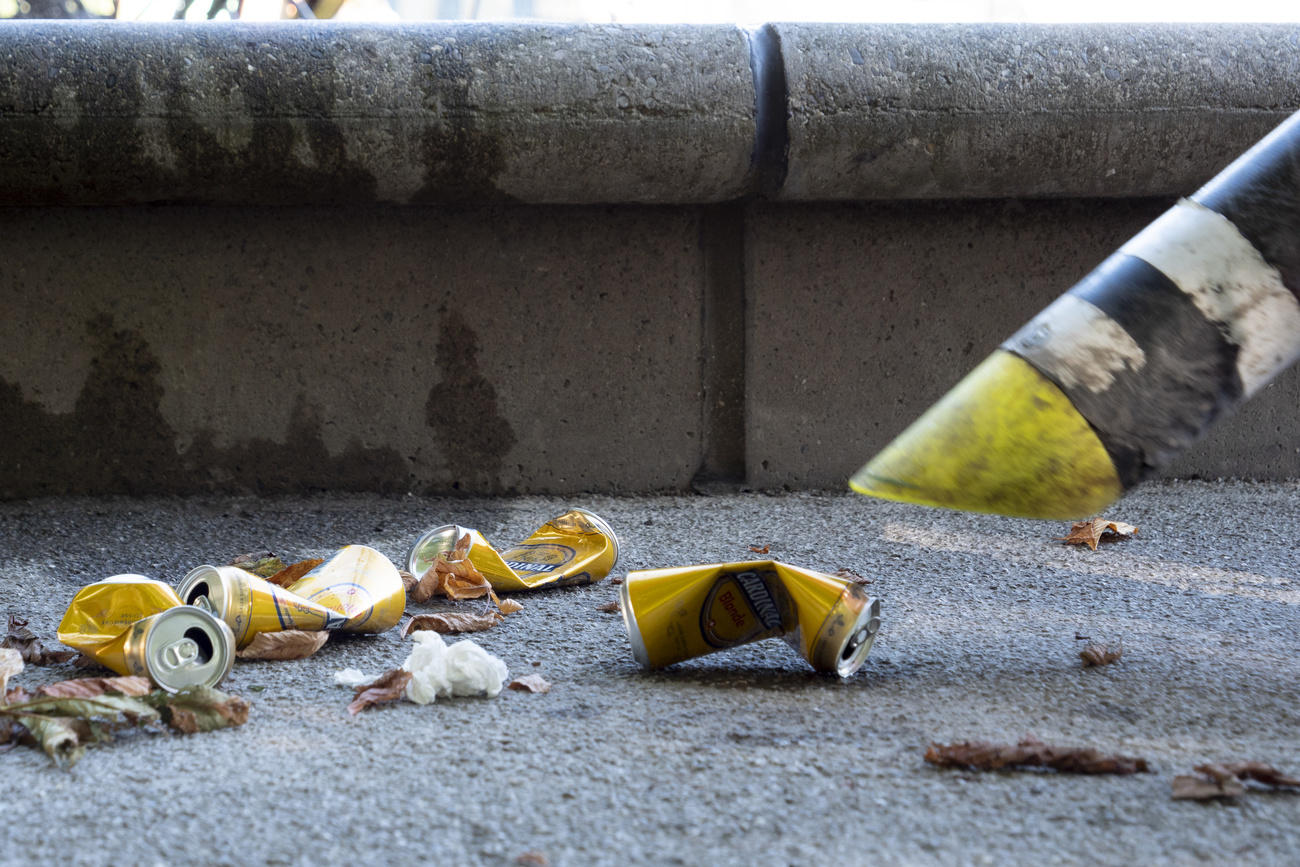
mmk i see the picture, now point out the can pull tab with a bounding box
[192,594,217,616]
[160,637,200,671]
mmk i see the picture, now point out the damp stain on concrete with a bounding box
[0,315,408,498]
[425,309,517,493]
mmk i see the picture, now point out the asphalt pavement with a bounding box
[2,482,1298,866]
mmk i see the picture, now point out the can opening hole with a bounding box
[183,627,214,665]
[185,581,210,606]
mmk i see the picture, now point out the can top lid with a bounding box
[140,606,235,693]
[176,564,239,621]
[834,596,882,678]
[566,508,620,570]
[405,524,471,578]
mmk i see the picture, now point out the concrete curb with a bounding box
[1,22,1299,205]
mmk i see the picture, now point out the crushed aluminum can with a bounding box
[618,560,882,677]
[176,565,349,649]
[285,545,406,633]
[57,575,185,649]
[56,577,234,691]
[406,508,620,593]
[89,607,235,692]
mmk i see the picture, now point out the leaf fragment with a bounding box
[748,544,770,554]
[489,588,524,616]
[348,668,412,715]
[924,735,1150,775]
[515,853,549,866]
[412,537,492,603]
[36,676,152,699]
[142,686,250,733]
[1060,518,1138,551]
[0,694,161,766]
[3,615,77,665]
[0,647,21,698]
[596,601,621,614]
[833,568,873,585]
[236,630,330,661]
[229,551,288,578]
[508,674,551,694]
[399,570,419,593]
[401,611,503,637]
[1080,643,1123,667]
[1172,762,1300,799]
[265,558,325,589]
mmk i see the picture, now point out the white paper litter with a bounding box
[401,631,508,705]
[333,668,372,688]
[0,647,22,696]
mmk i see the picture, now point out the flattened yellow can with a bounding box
[406,508,620,592]
[286,545,406,634]
[619,560,881,677]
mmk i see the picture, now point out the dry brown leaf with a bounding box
[236,630,330,661]
[265,558,325,589]
[833,568,873,585]
[596,601,621,614]
[924,735,1150,775]
[0,648,21,698]
[156,688,251,734]
[401,611,503,637]
[609,576,624,585]
[412,549,492,603]
[399,570,419,593]
[489,588,524,616]
[36,676,152,699]
[508,674,551,694]
[348,668,412,715]
[515,854,549,867]
[1172,773,1244,800]
[3,615,76,665]
[5,686,33,706]
[1209,762,1300,789]
[748,544,770,554]
[1060,518,1138,551]
[1080,643,1123,667]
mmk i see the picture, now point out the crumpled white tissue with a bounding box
[401,631,508,705]
[333,668,372,688]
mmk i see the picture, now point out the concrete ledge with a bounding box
[2,22,1299,204]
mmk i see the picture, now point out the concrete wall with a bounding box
[2,22,1299,496]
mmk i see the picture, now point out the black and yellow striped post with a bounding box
[851,111,1300,520]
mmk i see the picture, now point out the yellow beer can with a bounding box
[90,606,236,692]
[285,545,405,634]
[57,575,185,650]
[406,508,620,592]
[176,565,349,649]
[619,560,882,677]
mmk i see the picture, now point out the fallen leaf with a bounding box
[596,601,621,614]
[36,676,152,699]
[348,668,412,715]
[412,545,492,603]
[229,551,288,578]
[3,615,77,665]
[489,588,524,616]
[1060,518,1138,551]
[236,630,330,661]
[833,568,873,585]
[5,686,33,705]
[924,735,1150,775]
[748,544,770,554]
[609,577,624,585]
[515,853,549,866]
[265,558,324,589]
[399,570,419,593]
[1080,643,1123,667]
[0,647,21,697]
[1208,762,1300,789]
[72,652,107,671]
[402,611,503,637]
[508,675,551,694]
[1172,773,1244,800]
[0,693,161,766]
[143,687,250,734]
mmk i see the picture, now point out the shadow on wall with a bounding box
[0,313,417,497]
